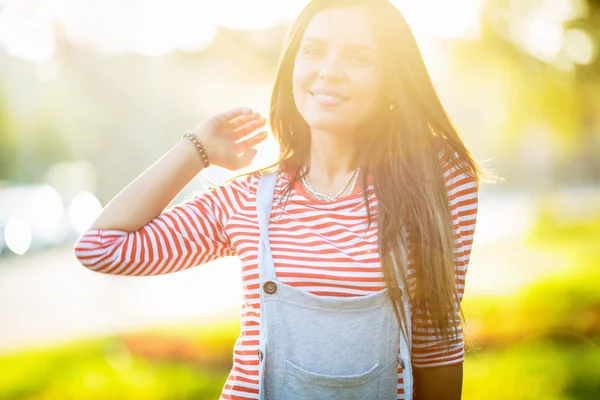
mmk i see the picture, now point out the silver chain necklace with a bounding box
[301,168,360,202]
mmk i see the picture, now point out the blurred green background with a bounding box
[0,0,599,399]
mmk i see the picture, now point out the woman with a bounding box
[74,0,485,399]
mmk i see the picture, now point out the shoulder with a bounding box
[436,147,478,197]
[219,169,289,199]
[226,171,261,195]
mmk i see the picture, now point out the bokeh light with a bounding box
[30,186,64,240]
[4,217,32,255]
[564,28,597,64]
[68,191,102,234]
[524,17,564,61]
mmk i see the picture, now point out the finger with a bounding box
[235,148,258,169]
[218,107,255,122]
[229,112,263,131]
[235,131,268,154]
[231,117,267,139]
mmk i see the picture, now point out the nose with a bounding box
[318,53,345,82]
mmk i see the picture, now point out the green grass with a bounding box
[461,265,600,348]
[460,208,600,399]
[464,338,600,400]
[525,209,600,271]
[0,322,239,400]
[461,210,600,346]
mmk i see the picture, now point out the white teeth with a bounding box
[312,93,344,102]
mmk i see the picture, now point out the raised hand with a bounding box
[189,107,269,170]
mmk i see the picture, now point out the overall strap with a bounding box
[256,171,279,283]
[255,171,278,400]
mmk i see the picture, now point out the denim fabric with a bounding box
[256,172,413,400]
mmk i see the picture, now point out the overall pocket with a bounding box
[278,359,381,400]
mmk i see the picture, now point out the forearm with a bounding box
[89,138,204,232]
[413,363,463,400]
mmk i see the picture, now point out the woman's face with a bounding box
[292,6,383,135]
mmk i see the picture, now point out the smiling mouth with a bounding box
[309,91,348,106]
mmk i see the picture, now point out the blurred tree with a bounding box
[480,0,600,185]
[0,86,16,182]
[574,0,600,181]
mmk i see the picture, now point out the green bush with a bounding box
[0,324,238,400]
[464,338,600,400]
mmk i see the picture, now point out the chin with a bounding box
[303,113,355,133]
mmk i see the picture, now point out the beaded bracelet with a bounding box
[182,131,210,168]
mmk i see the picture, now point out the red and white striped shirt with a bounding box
[74,159,478,400]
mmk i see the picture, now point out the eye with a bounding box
[349,54,372,65]
[302,47,322,57]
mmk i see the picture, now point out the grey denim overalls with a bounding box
[256,172,413,400]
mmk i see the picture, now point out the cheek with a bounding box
[292,63,310,107]
[291,63,383,128]
[351,77,384,116]
[357,71,383,102]
[291,76,303,109]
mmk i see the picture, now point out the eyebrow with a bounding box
[301,38,376,53]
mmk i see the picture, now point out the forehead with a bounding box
[302,6,378,50]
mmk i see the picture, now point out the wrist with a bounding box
[182,131,210,168]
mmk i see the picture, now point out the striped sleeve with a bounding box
[410,153,479,368]
[73,174,255,276]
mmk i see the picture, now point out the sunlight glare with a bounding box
[129,0,217,56]
[0,12,55,63]
[393,0,483,40]
[215,0,309,30]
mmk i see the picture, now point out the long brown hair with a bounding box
[233,0,494,352]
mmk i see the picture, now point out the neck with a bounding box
[304,128,358,197]
[308,128,355,181]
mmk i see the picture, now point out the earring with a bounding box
[388,94,395,110]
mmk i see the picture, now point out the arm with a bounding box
[85,106,264,233]
[411,153,479,399]
[73,107,266,275]
[87,137,206,233]
[72,177,244,276]
[414,363,463,400]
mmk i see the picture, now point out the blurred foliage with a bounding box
[0,320,240,400]
[464,339,600,400]
[461,208,600,399]
[0,84,16,183]
[0,0,599,189]
[527,205,600,263]
[463,268,600,348]
[463,212,600,345]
